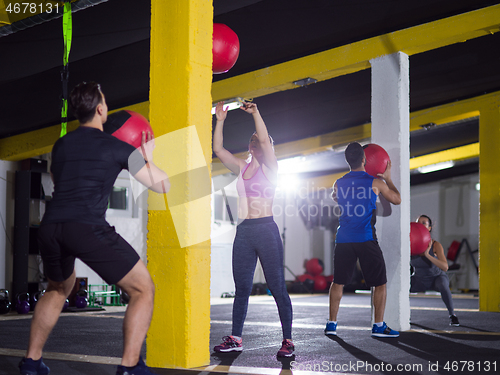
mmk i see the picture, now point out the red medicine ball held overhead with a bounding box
[410,222,432,256]
[363,143,390,177]
[212,23,240,74]
[103,110,153,149]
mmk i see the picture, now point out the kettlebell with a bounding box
[62,298,70,311]
[0,289,11,315]
[30,290,42,311]
[120,289,130,305]
[16,293,30,314]
[75,289,88,309]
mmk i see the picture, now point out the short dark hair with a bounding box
[345,142,364,169]
[69,82,103,124]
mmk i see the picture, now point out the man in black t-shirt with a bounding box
[19,82,170,375]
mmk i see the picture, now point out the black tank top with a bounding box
[410,241,443,277]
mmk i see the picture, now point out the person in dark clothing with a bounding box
[325,142,401,338]
[411,214,459,326]
[19,82,169,375]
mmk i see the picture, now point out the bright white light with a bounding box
[475,183,480,191]
[278,156,306,174]
[417,161,455,174]
[211,98,243,114]
[277,174,299,191]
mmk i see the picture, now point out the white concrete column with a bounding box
[370,52,411,331]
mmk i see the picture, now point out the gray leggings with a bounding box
[410,272,455,315]
[231,216,293,340]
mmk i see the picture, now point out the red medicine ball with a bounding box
[103,110,153,149]
[313,275,328,291]
[213,23,240,74]
[410,222,432,256]
[363,143,390,177]
[305,258,324,277]
[297,274,314,283]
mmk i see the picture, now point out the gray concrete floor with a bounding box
[1,292,499,375]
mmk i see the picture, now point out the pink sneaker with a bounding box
[214,336,243,352]
[277,339,295,357]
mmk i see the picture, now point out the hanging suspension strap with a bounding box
[60,1,72,137]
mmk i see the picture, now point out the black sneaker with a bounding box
[18,357,50,375]
[449,315,460,326]
[116,357,157,375]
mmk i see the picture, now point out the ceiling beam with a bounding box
[213,91,498,184]
[212,4,500,102]
[1,5,499,161]
[0,102,149,161]
[0,1,10,25]
[409,143,479,170]
[212,123,370,176]
[0,1,60,25]
[285,172,346,193]
[277,142,480,192]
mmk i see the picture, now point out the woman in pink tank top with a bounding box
[212,101,294,358]
[214,101,277,220]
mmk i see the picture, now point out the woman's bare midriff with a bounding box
[238,196,274,219]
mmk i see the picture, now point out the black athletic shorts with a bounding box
[333,240,387,287]
[38,222,140,284]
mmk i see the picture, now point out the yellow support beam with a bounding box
[0,120,78,161]
[1,1,60,24]
[0,0,11,25]
[0,102,149,161]
[284,142,480,190]
[478,102,500,312]
[409,143,479,170]
[146,0,212,368]
[212,4,500,102]
[2,5,500,160]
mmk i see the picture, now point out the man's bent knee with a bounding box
[117,260,155,298]
[46,272,76,297]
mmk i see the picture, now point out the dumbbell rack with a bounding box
[87,284,125,308]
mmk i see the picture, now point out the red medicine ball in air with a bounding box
[212,23,240,74]
[103,110,153,149]
[363,143,390,177]
[410,222,432,256]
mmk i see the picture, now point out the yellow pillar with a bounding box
[146,0,213,368]
[478,100,500,312]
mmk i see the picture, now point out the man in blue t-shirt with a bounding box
[325,142,401,338]
[19,82,170,375]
